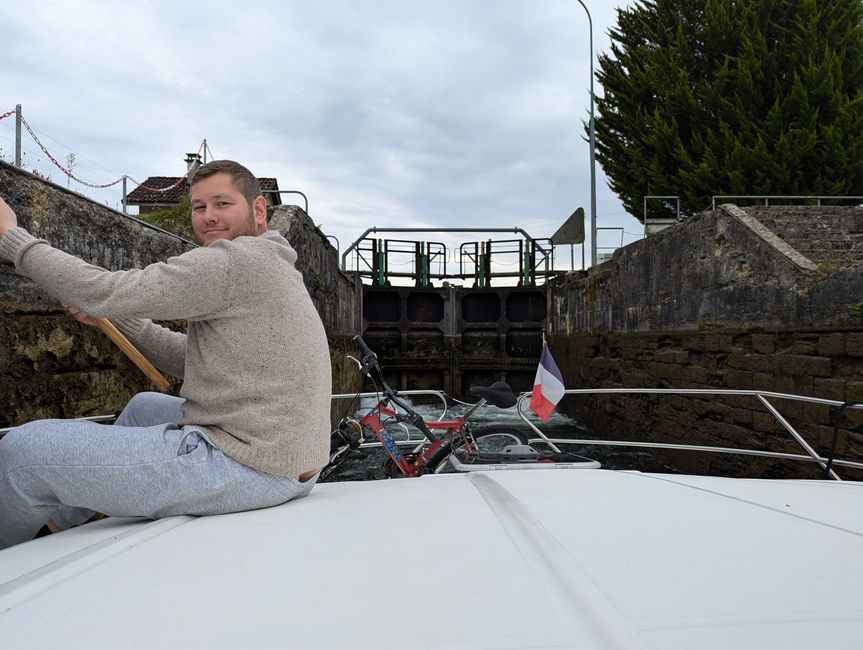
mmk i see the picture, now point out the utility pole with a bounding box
[14,105,22,168]
[574,1,597,267]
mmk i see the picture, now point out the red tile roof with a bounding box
[126,177,281,205]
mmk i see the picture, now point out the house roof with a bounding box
[126,177,281,206]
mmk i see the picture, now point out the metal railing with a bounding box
[457,237,554,287]
[341,227,555,287]
[332,389,451,448]
[595,226,624,263]
[8,388,859,479]
[349,238,448,287]
[0,391,453,450]
[262,189,310,215]
[643,195,681,235]
[515,388,863,480]
[712,195,863,211]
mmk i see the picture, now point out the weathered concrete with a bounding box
[268,205,360,335]
[548,204,863,478]
[551,204,863,334]
[0,162,361,429]
[748,205,863,269]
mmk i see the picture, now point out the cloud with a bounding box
[1,0,641,266]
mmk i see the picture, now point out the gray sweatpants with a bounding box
[0,392,317,549]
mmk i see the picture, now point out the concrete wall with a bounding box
[547,204,863,478]
[551,204,863,334]
[0,162,361,429]
[268,205,360,336]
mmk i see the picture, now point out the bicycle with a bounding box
[322,335,534,480]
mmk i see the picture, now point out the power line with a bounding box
[29,124,125,182]
[1,105,207,195]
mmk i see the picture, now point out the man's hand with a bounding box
[64,304,97,327]
[0,196,18,237]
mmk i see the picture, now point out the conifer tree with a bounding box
[594,0,863,220]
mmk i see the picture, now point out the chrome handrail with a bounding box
[7,389,858,479]
[515,388,863,481]
[0,391,450,441]
[332,389,448,419]
[333,389,450,444]
[525,438,863,471]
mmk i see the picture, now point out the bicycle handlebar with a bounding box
[353,335,384,383]
[353,335,377,362]
[352,335,437,441]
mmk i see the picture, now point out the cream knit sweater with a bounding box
[0,227,331,477]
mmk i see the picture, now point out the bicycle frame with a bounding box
[360,396,488,477]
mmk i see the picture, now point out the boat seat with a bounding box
[468,381,517,409]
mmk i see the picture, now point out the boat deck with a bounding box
[1,468,861,649]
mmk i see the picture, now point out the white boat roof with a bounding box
[1,468,862,649]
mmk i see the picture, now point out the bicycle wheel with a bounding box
[424,425,532,474]
[456,424,530,454]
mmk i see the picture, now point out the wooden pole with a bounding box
[91,317,171,392]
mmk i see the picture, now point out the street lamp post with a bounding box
[575,0,597,267]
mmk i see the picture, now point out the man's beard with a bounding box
[195,207,258,246]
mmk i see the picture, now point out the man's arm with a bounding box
[67,306,187,379]
[112,317,187,378]
[0,206,232,323]
[1,197,193,376]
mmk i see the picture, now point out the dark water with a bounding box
[322,400,677,482]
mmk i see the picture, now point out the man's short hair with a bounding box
[191,160,262,207]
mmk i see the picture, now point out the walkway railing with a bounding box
[341,227,555,287]
[711,195,863,210]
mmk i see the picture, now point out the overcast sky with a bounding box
[1,0,640,272]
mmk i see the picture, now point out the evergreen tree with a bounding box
[594,0,863,220]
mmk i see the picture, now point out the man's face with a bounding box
[190,172,265,246]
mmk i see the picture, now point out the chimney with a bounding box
[184,153,202,178]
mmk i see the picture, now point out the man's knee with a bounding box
[0,420,86,477]
[116,392,182,427]
[0,423,43,474]
[123,391,165,411]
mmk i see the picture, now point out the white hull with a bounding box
[1,467,861,649]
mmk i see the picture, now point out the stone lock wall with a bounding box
[553,328,863,478]
[548,205,863,478]
[0,162,361,429]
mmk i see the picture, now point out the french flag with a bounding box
[529,342,566,421]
